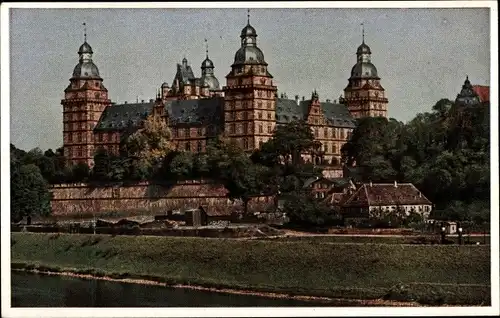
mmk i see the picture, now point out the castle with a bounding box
[61,13,389,177]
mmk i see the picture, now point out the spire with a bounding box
[83,22,87,42]
[247,8,250,25]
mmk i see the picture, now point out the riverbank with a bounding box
[11,233,491,306]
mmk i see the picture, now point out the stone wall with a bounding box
[50,180,275,218]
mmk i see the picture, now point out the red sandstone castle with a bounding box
[61,14,390,177]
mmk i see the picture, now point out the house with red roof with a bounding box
[340,181,432,220]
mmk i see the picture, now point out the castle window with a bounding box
[333,145,337,154]
[333,129,337,138]
[267,125,272,133]
[258,101,262,108]
[77,133,82,142]
[98,133,102,142]
[173,129,178,138]
[197,128,202,136]
[258,91,263,97]
[259,140,263,147]
[95,93,100,99]
[243,138,248,150]
[197,141,202,152]
[185,128,190,137]
[259,124,263,133]
[243,111,248,120]
[230,124,235,134]
[243,122,248,134]
[185,142,190,151]
[267,112,272,120]
[69,133,73,142]
[258,112,262,119]
[95,82,99,87]
[340,130,345,139]
[314,129,318,137]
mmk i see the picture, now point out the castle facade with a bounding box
[61,15,389,177]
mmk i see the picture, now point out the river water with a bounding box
[11,271,333,307]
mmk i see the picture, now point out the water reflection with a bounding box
[12,271,331,307]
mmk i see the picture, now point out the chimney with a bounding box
[326,99,331,103]
[394,181,398,188]
[124,101,128,104]
[141,99,145,103]
[302,96,305,101]
[149,99,154,103]
[295,95,299,105]
[334,99,337,104]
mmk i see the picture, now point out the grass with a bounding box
[11,232,491,305]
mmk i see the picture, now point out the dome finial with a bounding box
[205,38,208,59]
[83,22,87,42]
[247,8,250,25]
[361,22,365,44]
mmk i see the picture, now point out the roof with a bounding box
[275,98,356,128]
[94,102,155,132]
[176,63,196,84]
[166,97,224,126]
[472,85,490,103]
[342,182,432,207]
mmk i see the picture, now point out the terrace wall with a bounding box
[50,180,274,218]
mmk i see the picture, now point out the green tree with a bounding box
[11,162,51,222]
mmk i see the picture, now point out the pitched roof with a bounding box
[275,98,356,128]
[94,102,155,132]
[165,97,225,126]
[342,183,432,207]
[472,85,490,103]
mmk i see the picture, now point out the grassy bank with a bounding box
[11,233,491,305]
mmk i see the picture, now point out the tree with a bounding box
[122,114,173,172]
[283,190,340,227]
[271,120,315,166]
[11,163,51,222]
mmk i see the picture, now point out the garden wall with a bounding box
[50,180,275,218]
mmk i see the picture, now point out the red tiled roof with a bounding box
[472,85,489,103]
[342,183,432,207]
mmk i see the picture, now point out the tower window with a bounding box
[243,112,248,120]
[243,138,248,150]
[259,124,263,133]
[267,125,272,133]
[230,124,235,134]
[185,142,190,151]
[258,112,262,119]
[267,112,272,120]
[243,122,248,134]
[197,141,202,152]
[333,145,337,154]
[95,82,99,87]
[185,128,190,137]
[259,140,263,147]
[77,133,82,142]
[197,128,202,136]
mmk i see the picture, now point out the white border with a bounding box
[1,1,498,317]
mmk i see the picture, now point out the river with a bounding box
[11,271,333,307]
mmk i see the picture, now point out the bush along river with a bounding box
[12,271,346,307]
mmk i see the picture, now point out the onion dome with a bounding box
[241,24,257,38]
[78,41,93,54]
[356,42,371,55]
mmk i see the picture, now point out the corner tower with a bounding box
[222,10,277,151]
[61,24,111,167]
[201,39,221,96]
[343,24,388,118]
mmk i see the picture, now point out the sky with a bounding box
[8,6,491,151]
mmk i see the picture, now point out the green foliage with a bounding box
[10,163,51,221]
[283,191,341,227]
[342,99,490,221]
